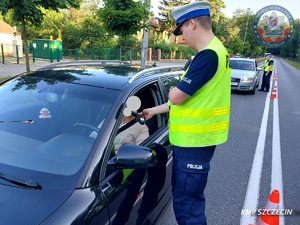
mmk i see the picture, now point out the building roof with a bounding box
[0,20,15,34]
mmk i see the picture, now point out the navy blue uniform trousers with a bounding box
[260,71,273,91]
[172,145,215,225]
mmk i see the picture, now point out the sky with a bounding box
[150,0,300,20]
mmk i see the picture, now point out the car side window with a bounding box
[104,85,160,179]
[160,75,181,93]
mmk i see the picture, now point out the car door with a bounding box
[255,61,260,87]
[98,81,172,225]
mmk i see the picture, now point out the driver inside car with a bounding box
[114,113,149,154]
[112,97,167,225]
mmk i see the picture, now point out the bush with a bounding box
[148,43,197,59]
[177,45,197,59]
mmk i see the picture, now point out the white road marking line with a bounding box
[271,74,285,225]
[240,65,276,225]
[240,88,271,225]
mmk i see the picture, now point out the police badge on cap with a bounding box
[264,53,272,57]
[171,1,211,36]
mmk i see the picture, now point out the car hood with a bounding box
[0,183,72,224]
[231,69,255,78]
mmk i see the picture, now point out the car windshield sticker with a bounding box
[39,107,52,119]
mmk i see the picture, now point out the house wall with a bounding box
[0,21,23,56]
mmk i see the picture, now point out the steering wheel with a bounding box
[73,123,99,133]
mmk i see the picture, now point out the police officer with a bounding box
[141,1,231,224]
[258,53,274,92]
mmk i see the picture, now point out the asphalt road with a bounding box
[0,63,46,78]
[156,57,300,225]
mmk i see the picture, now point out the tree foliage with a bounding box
[278,19,300,59]
[0,0,81,72]
[208,0,226,23]
[158,0,189,36]
[0,0,299,62]
[80,16,117,48]
[0,0,80,25]
[98,0,150,47]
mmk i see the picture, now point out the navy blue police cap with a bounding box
[171,1,211,36]
[265,53,272,57]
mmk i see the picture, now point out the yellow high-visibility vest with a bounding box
[263,58,274,71]
[168,37,231,147]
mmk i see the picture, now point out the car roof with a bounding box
[230,58,255,62]
[32,61,140,90]
[32,65,138,90]
[29,60,184,90]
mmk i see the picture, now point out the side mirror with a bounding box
[256,67,262,71]
[108,144,157,169]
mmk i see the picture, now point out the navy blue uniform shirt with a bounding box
[177,49,219,96]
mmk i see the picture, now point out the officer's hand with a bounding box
[139,108,154,121]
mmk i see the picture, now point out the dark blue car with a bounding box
[0,61,183,225]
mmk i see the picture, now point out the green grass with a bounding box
[284,59,300,70]
[0,77,9,83]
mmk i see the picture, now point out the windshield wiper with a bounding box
[0,120,34,124]
[0,172,42,189]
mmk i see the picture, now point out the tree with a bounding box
[0,0,81,72]
[285,19,300,59]
[158,0,189,34]
[80,16,117,48]
[38,9,67,40]
[98,0,150,47]
[208,0,226,25]
[229,9,264,57]
[80,0,104,15]
[294,19,300,60]
[157,0,226,43]
[61,22,83,49]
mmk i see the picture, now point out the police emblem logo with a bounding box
[253,5,294,47]
[269,15,278,28]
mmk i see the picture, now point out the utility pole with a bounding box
[141,0,151,69]
[141,28,149,69]
[243,8,251,43]
[243,8,251,57]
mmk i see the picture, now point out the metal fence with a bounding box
[1,43,24,64]
[1,44,140,64]
[1,43,189,65]
[62,47,139,62]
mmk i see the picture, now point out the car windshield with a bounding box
[230,60,254,71]
[0,76,119,177]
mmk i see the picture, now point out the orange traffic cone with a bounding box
[273,73,277,81]
[256,189,280,225]
[270,86,277,98]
